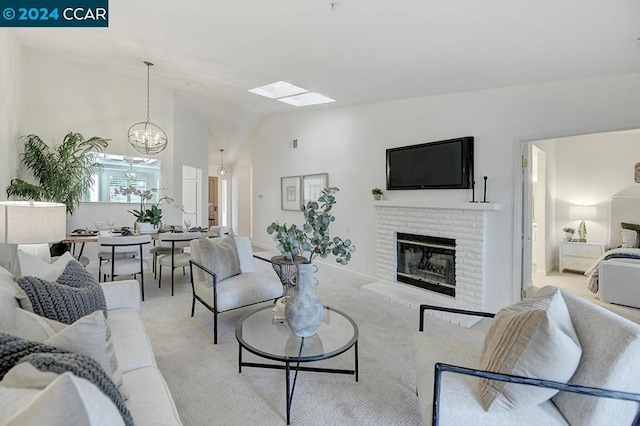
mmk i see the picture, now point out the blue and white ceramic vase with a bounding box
[285,263,324,337]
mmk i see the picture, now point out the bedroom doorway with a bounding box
[519,128,640,303]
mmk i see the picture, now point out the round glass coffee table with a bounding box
[235,305,359,425]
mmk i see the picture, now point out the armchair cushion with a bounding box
[194,272,283,312]
[479,288,581,411]
[197,236,241,287]
[413,331,569,425]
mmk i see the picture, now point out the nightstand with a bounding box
[559,241,606,273]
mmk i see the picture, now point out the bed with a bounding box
[585,191,640,308]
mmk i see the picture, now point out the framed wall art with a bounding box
[303,173,329,206]
[281,176,302,211]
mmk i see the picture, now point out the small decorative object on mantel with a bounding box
[469,179,477,203]
[267,187,356,337]
[563,227,576,241]
[371,188,383,200]
[481,176,489,203]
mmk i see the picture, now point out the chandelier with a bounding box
[128,61,168,155]
[123,162,137,182]
[218,149,227,176]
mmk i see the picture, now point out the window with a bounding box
[83,154,161,204]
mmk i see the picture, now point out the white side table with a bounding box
[559,241,605,273]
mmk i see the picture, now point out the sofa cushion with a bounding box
[106,308,156,373]
[413,330,569,425]
[198,236,241,287]
[122,367,182,426]
[552,288,640,426]
[479,289,582,411]
[0,371,125,426]
[16,260,106,324]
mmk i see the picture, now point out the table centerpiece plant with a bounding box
[113,186,182,233]
[266,187,356,337]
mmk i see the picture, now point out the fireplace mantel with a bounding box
[373,200,501,211]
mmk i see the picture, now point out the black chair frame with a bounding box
[418,305,640,426]
[100,241,148,301]
[189,257,283,344]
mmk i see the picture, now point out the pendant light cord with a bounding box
[144,61,153,122]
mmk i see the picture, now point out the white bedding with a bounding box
[585,247,640,293]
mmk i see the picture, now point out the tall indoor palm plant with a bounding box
[6,132,109,214]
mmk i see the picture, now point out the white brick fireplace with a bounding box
[362,200,501,326]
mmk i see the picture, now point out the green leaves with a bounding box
[266,187,356,265]
[6,132,110,214]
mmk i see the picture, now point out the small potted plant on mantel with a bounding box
[371,187,383,201]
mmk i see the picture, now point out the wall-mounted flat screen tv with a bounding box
[386,137,474,190]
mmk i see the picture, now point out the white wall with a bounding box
[0,30,22,269]
[174,94,210,228]
[250,73,640,311]
[554,131,640,249]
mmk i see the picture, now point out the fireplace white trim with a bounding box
[363,202,501,327]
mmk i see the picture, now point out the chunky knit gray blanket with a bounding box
[16,260,107,324]
[0,333,133,426]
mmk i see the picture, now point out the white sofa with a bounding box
[0,272,182,425]
[414,286,640,425]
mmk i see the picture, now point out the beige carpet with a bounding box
[103,255,640,425]
[129,255,453,426]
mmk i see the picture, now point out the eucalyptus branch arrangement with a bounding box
[267,187,356,265]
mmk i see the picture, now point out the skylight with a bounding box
[248,81,307,99]
[276,92,336,107]
[248,81,335,107]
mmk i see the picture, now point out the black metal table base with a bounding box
[238,342,359,425]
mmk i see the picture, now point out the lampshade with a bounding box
[569,205,597,221]
[0,201,67,244]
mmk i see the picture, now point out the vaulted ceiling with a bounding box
[12,0,640,162]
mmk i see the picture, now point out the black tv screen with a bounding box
[386,137,473,190]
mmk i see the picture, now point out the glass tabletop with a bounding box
[236,305,358,363]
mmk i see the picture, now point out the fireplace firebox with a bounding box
[396,233,456,297]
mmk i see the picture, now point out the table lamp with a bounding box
[569,205,597,243]
[0,201,67,261]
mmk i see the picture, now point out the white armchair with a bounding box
[189,236,283,343]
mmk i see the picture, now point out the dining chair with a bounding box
[157,232,201,296]
[97,234,152,301]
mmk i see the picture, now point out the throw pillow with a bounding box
[7,309,123,392]
[2,371,125,426]
[478,289,582,412]
[16,260,106,324]
[15,251,76,311]
[16,251,75,280]
[621,222,640,247]
[19,353,132,426]
[199,236,242,287]
[621,229,638,248]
